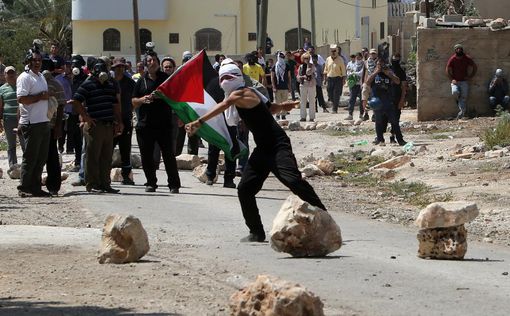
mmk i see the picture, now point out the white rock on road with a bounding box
[415,201,479,229]
[270,195,342,257]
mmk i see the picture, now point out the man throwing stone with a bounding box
[186,63,327,243]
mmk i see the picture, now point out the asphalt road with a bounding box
[78,165,510,316]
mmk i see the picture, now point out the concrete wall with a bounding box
[416,27,510,121]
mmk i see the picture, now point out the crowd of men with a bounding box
[0,40,509,199]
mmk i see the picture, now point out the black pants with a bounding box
[375,103,404,143]
[136,126,181,189]
[267,87,274,102]
[327,77,343,112]
[113,122,133,178]
[316,85,326,109]
[19,122,50,193]
[67,114,82,166]
[237,144,326,235]
[46,128,62,193]
[176,125,199,156]
[237,122,249,172]
[348,85,362,115]
[206,126,237,181]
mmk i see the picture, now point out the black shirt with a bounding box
[116,75,136,123]
[236,92,290,150]
[133,70,172,128]
[391,64,407,106]
[371,72,393,104]
[73,77,119,122]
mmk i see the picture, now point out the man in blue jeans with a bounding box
[446,44,477,119]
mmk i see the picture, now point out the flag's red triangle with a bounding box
[157,50,205,103]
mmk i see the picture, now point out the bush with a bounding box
[482,112,510,149]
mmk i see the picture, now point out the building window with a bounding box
[103,28,120,51]
[169,33,179,44]
[195,28,221,51]
[140,28,152,53]
[380,22,385,39]
[372,0,377,8]
[248,33,257,41]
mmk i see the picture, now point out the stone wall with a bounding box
[417,27,510,121]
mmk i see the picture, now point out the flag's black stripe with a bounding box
[202,52,224,103]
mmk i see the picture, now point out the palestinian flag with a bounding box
[156,50,246,161]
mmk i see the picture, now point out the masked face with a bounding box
[220,75,244,95]
[455,48,464,57]
[93,62,109,84]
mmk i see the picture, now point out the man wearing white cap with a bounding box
[446,44,477,119]
[186,63,327,243]
[489,68,509,113]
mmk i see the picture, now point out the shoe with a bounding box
[240,233,266,242]
[235,170,242,177]
[389,136,396,144]
[102,187,120,194]
[398,140,407,146]
[169,188,180,194]
[32,190,52,197]
[206,179,213,186]
[121,178,135,185]
[359,113,364,119]
[86,186,102,193]
[345,114,353,120]
[49,190,59,196]
[300,118,306,122]
[276,115,280,120]
[332,110,338,114]
[18,190,33,198]
[281,115,286,120]
[223,181,236,189]
[323,108,329,113]
[371,115,376,122]
[363,113,369,121]
[372,139,385,146]
[308,118,314,122]
[71,179,85,186]
[145,186,156,192]
[58,147,64,154]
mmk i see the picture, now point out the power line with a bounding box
[335,0,388,9]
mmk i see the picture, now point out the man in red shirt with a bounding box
[445,44,477,119]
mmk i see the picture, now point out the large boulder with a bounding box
[417,225,467,259]
[489,18,508,30]
[415,201,479,229]
[300,164,324,178]
[192,164,218,183]
[110,168,134,182]
[314,159,335,175]
[7,164,21,179]
[288,121,302,131]
[98,214,150,264]
[130,154,142,169]
[111,148,121,167]
[175,154,201,170]
[370,155,411,170]
[229,274,324,316]
[270,195,342,257]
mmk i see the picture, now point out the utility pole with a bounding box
[297,0,302,49]
[257,0,268,53]
[133,0,141,63]
[310,0,316,46]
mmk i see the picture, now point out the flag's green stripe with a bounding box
[157,92,236,161]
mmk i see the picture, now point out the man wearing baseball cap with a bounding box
[446,43,477,119]
[0,66,26,167]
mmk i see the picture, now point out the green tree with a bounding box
[0,0,72,68]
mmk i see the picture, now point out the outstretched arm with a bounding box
[268,100,299,114]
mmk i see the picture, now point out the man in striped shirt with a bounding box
[70,57,123,194]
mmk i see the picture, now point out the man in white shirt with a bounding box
[16,48,51,197]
